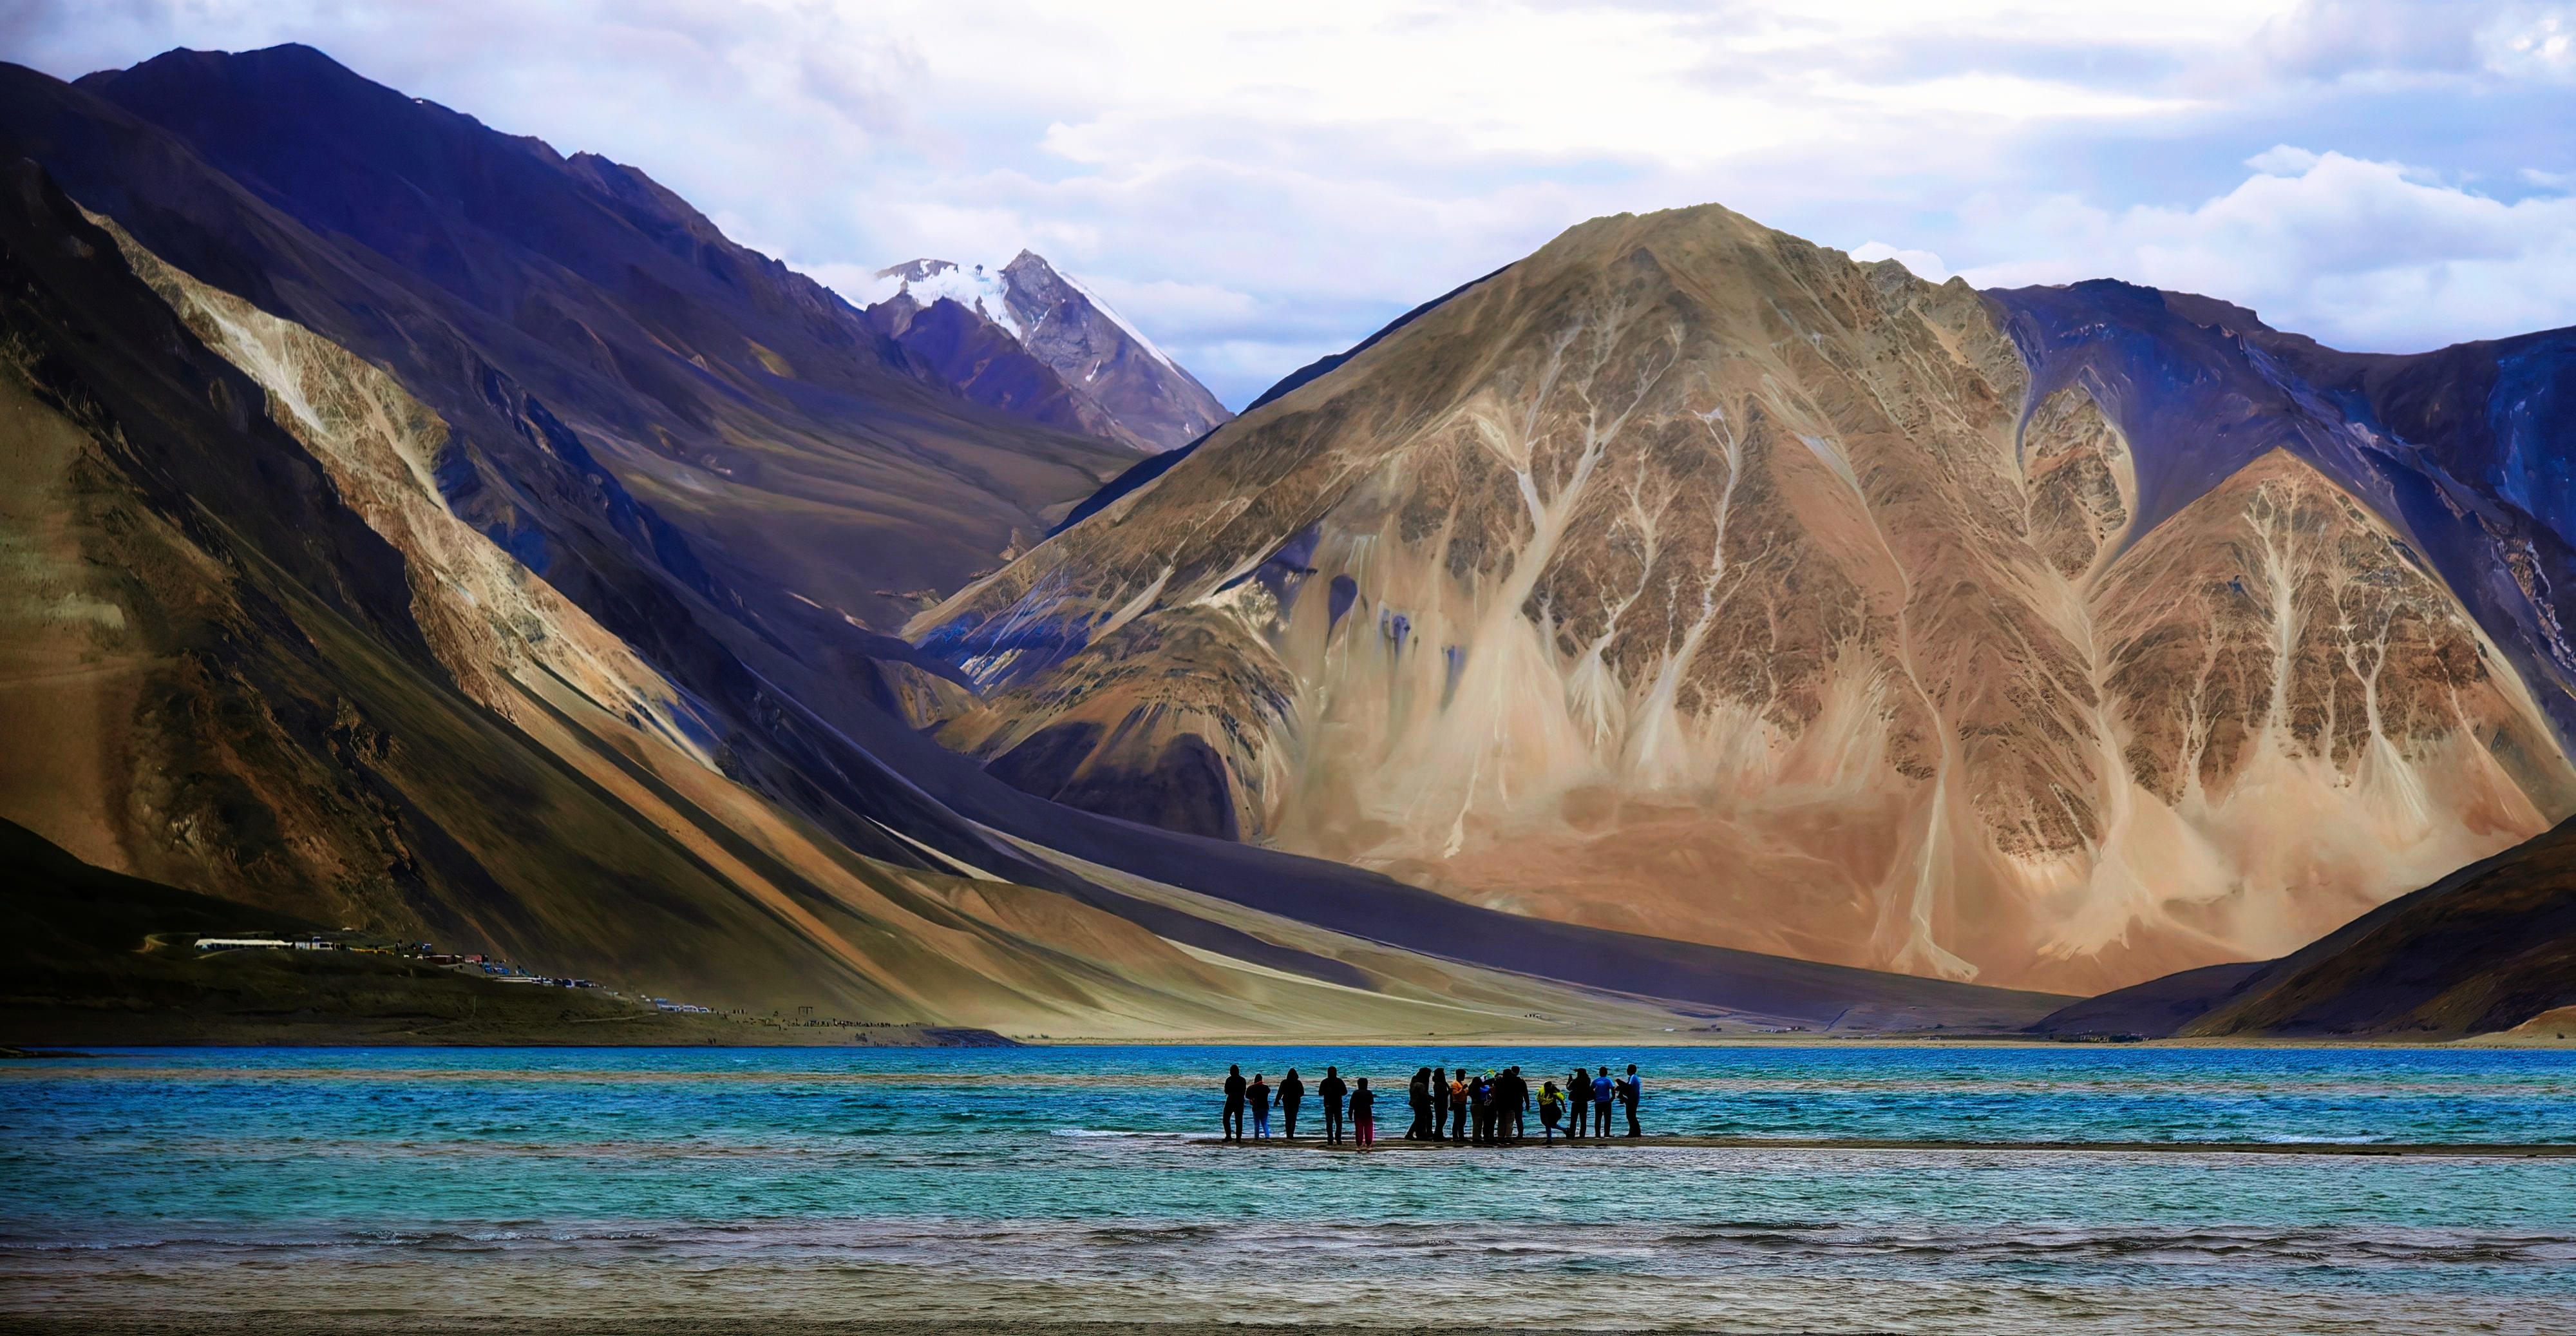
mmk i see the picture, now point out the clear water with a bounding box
[5,1044,2573,1333]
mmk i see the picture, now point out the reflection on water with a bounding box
[3,1045,2573,1333]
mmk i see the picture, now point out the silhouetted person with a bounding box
[1620,1063,1643,1138]
[1352,1077,1377,1147]
[1472,1073,1493,1144]
[1502,1066,1528,1142]
[1222,1064,1246,1141]
[1320,1066,1349,1145]
[1407,1067,1432,1140]
[1591,1066,1615,1139]
[1539,1080,1564,1142]
[1430,1067,1450,1139]
[1567,1067,1591,1137]
[1249,1073,1272,1139]
[1280,1068,1305,1138]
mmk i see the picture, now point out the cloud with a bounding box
[2256,1,2576,86]
[1964,148,2576,349]
[2259,0,2489,79]
[5,1,2574,401]
[2481,4,2576,79]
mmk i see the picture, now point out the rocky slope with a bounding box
[2033,812,2576,1039]
[866,253,1231,452]
[914,204,2576,995]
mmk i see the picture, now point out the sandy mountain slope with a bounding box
[2033,811,2576,1040]
[914,204,2575,995]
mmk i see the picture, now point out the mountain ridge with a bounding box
[911,202,2575,995]
[17,43,1146,635]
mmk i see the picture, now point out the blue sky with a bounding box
[13,1,2576,407]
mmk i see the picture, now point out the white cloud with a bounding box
[6,0,2574,399]
[2479,4,2576,79]
[1962,148,2576,349]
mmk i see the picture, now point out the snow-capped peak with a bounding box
[862,249,1231,452]
[868,257,1027,342]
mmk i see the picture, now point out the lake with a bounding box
[4,1044,2573,1333]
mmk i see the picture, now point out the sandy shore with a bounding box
[1200,1135,2576,1157]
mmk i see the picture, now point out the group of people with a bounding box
[1220,1065,1378,1144]
[1218,1061,1643,1146]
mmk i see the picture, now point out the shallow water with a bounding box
[5,1045,2573,1333]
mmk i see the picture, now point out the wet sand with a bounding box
[1202,1134,2576,1157]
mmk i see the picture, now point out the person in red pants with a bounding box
[1351,1077,1377,1147]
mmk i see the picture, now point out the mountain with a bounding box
[9,43,1146,637]
[0,48,2070,1037]
[2033,813,2576,1039]
[911,203,2576,997]
[864,253,1231,453]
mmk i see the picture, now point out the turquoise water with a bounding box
[5,1045,2573,1333]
